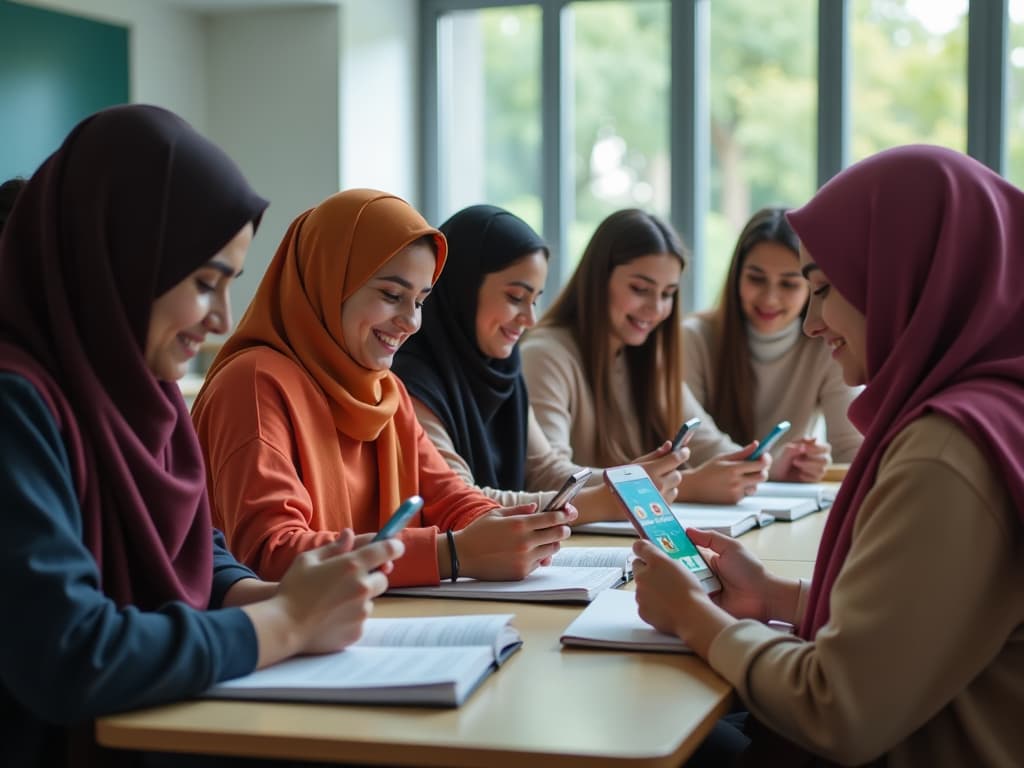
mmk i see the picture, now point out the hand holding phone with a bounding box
[747,420,791,461]
[670,417,702,451]
[543,468,592,511]
[603,465,720,594]
[372,496,424,541]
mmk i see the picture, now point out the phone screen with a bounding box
[372,496,424,542]
[612,476,709,577]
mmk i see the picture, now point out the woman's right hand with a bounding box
[677,443,769,503]
[452,503,576,581]
[685,527,801,624]
[244,531,403,667]
[630,441,688,501]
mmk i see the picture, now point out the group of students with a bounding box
[0,104,1020,767]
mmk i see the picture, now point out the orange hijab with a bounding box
[203,188,446,515]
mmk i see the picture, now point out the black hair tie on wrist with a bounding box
[445,529,460,583]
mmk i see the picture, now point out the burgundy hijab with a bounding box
[0,105,268,610]
[788,145,1024,639]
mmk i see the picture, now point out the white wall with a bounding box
[205,5,342,317]
[16,0,209,130]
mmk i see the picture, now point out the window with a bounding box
[436,6,542,233]
[1008,0,1024,186]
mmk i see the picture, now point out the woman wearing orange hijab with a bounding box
[193,189,574,586]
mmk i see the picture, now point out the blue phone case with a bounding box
[373,496,425,541]
[748,421,791,460]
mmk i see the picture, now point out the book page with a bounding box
[571,521,636,536]
[387,566,624,603]
[550,546,633,570]
[560,589,690,653]
[357,614,516,651]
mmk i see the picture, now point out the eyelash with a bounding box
[381,290,424,310]
[195,279,217,294]
[812,284,831,298]
[630,286,676,301]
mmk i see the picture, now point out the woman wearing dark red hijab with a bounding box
[631,145,1024,766]
[0,105,402,766]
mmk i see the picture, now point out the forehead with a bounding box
[614,252,682,284]
[743,241,800,272]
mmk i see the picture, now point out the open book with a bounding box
[755,481,836,510]
[385,547,633,603]
[574,503,774,538]
[205,613,521,707]
[560,589,691,653]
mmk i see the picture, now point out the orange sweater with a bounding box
[193,347,497,585]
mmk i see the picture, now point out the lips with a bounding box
[177,333,203,356]
[373,329,403,352]
[500,326,522,343]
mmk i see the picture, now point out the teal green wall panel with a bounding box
[0,1,129,180]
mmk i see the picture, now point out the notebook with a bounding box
[742,494,820,521]
[560,588,691,653]
[385,548,633,603]
[754,481,837,509]
[574,505,773,538]
[205,613,521,707]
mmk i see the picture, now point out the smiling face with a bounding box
[800,244,868,386]
[341,240,437,371]
[145,221,252,381]
[738,241,809,334]
[606,252,682,353]
[475,249,548,359]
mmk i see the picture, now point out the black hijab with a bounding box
[394,205,547,490]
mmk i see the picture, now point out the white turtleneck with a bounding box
[747,319,802,363]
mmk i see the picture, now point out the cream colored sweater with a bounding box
[683,314,862,462]
[710,414,1024,766]
[519,325,739,468]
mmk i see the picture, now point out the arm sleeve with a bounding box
[410,397,555,509]
[707,438,1019,764]
[682,383,742,465]
[818,362,864,462]
[520,335,581,464]
[682,318,712,408]
[0,374,257,724]
[209,528,259,609]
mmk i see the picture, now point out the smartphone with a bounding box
[747,420,792,461]
[542,468,593,511]
[372,496,424,542]
[670,417,702,451]
[603,465,720,594]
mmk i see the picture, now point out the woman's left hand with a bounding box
[769,437,832,482]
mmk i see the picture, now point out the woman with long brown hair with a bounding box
[521,209,770,504]
[685,207,861,481]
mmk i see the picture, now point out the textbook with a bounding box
[574,504,773,538]
[385,547,632,603]
[205,613,521,707]
[743,494,820,522]
[560,589,691,653]
[755,481,837,509]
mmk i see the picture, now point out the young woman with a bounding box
[684,207,862,480]
[193,190,573,587]
[0,106,402,766]
[633,145,1024,765]
[520,209,770,504]
[391,205,684,522]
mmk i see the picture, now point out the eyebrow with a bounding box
[206,260,243,279]
[377,275,433,294]
[801,264,821,280]
[745,264,803,279]
[507,280,541,293]
[629,274,678,290]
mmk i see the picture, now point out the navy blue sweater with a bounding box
[0,373,260,766]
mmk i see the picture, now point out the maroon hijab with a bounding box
[788,145,1024,638]
[0,105,268,610]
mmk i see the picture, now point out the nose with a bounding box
[394,301,420,333]
[205,293,232,335]
[803,296,824,338]
[521,302,538,328]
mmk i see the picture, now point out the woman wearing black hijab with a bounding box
[393,204,684,523]
[0,105,402,766]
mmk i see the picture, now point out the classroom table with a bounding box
[95,512,830,767]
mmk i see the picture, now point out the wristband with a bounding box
[445,529,460,583]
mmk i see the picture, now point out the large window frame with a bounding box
[420,0,1009,310]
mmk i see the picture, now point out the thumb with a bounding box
[722,442,758,461]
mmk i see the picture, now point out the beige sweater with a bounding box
[683,314,863,462]
[710,414,1024,766]
[411,397,597,509]
[519,325,739,468]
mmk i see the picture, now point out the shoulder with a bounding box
[880,413,1006,511]
[682,313,713,340]
[0,371,61,435]
[205,347,313,392]
[521,325,578,359]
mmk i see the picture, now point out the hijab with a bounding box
[788,145,1024,638]
[393,205,547,490]
[202,188,446,519]
[0,104,268,610]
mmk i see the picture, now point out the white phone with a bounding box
[603,465,721,594]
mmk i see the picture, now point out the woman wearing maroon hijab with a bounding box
[0,105,403,766]
[631,145,1024,766]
